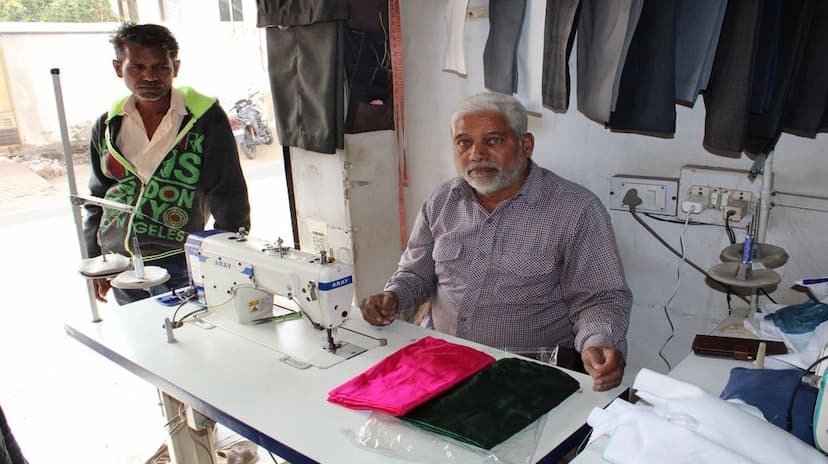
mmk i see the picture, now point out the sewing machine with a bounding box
[184,229,356,353]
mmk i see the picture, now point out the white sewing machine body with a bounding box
[185,230,355,329]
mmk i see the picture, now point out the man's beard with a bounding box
[460,160,525,194]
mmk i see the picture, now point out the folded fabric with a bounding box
[765,299,828,334]
[401,357,580,449]
[631,368,825,464]
[327,336,495,416]
[588,399,754,464]
[721,367,818,446]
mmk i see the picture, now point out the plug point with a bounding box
[681,195,708,214]
[723,199,748,221]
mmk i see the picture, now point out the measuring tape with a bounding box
[389,0,408,249]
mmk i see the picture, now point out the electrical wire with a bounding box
[643,212,708,226]
[724,210,737,245]
[657,214,693,371]
[760,287,778,304]
[624,192,748,305]
[786,354,828,432]
[626,203,710,277]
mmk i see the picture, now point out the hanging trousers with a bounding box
[483,0,526,94]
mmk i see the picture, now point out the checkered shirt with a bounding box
[386,161,632,355]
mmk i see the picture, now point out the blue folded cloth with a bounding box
[765,299,828,334]
[721,367,817,446]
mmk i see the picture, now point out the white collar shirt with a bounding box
[116,90,187,183]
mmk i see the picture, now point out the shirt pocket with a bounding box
[493,252,562,302]
[432,234,464,279]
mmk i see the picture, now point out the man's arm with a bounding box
[84,115,115,302]
[201,104,251,232]
[563,198,632,390]
[367,203,438,323]
[83,115,110,258]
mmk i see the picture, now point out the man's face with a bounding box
[453,111,533,195]
[113,43,179,102]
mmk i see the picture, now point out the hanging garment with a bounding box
[343,0,393,134]
[674,0,727,106]
[748,0,783,116]
[327,336,495,416]
[576,0,644,124]
[782,1,828,138]
[443,0,470,76]
[744,0,815,155]
[402,357,580,450]
[257,0,347,154]
[609,0,677,136]
[702,0,764,155]
[541,0,580,112]
[483,0,526,94]
[516,0,547,113]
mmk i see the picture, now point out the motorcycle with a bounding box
[228,91,273,159]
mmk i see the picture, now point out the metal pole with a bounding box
[51,68,101,322]
[757,151,773,244]
[749,151,774,317]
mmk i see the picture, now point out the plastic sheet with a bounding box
[343,411,545,464]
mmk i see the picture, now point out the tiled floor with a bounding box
[0,147,291,463]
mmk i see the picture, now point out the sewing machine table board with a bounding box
[65,297,623,464]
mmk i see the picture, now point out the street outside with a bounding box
[0,143,292,463]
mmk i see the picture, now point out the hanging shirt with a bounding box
[116,91,186,183]
[443,0,470,76]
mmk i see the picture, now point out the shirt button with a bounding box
[460,317,467,322]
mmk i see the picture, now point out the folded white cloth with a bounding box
[588,399,753,464]
[587,369,826,464]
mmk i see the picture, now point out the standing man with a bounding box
[84,23,250,305]
[361,93,632,391]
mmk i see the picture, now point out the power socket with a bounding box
[681,195,709,214]
[722,199,748,222]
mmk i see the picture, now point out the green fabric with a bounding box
[401,357,580,450]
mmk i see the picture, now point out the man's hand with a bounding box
[360,291,399,326]
[92,278,111,303]
[581,346,625,392]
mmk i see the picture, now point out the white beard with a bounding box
[460,160,524,194]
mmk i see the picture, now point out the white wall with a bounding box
[400,0,828,380]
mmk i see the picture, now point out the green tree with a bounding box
[0,0,117,22]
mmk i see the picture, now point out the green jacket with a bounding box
[84,87,250,262]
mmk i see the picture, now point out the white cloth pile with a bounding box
[587,369,827,464]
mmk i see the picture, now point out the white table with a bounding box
[65,297,622,464]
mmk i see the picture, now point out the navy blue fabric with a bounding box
[721,367,817,446]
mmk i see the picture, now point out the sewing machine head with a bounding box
[184,230,354,329]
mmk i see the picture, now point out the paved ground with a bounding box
[0,144,292,463]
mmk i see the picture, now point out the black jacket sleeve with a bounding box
[199,103,251,233]
[82,113,114,257]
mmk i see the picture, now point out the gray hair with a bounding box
[451,93,528,136]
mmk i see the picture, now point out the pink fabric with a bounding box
[327,336,495,416]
